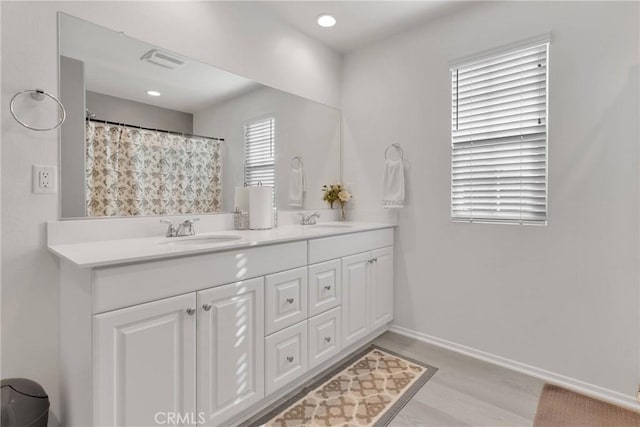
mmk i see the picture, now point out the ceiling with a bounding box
[261,1,474,53]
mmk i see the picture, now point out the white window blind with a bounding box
[451,42,548,224]
[244,117,275,189]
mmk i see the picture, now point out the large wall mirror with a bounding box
[58,13,341,219]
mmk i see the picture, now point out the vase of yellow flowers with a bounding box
[322,183,352,221]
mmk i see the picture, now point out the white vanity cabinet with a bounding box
[93,293,197,427]
[55,226,395,427]
[94,277,265,427]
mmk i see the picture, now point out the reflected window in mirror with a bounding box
[244,117,276,199]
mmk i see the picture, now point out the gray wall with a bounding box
[86,91,193,134]
[342,1,639,398]
[59,56,86,218]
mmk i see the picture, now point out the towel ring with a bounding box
[385,143,404,160]
[291,156,304,168]
[10,89,66,131]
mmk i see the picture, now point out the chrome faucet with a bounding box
[299,212,320,225]
[161,218,200,237]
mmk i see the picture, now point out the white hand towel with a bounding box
[382,159,405,208]
[289,164,306,207]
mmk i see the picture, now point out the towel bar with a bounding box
[385,143,404,160]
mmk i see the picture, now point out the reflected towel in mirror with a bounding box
[289,162,306,207]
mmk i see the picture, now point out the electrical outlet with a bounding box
[32,165,57,194]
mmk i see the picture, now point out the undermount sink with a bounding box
[160,235,243,246]
[308,223,355,229]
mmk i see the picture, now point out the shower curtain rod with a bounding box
[86,117,224,142]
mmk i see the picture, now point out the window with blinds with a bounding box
[244,117,275,189]
[451,42,548,224]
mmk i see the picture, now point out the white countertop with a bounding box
[48,222,394,268]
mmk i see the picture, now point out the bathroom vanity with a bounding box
[50,13,392,426]
[49,223,394,426]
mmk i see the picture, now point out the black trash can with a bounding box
[1,378,50,427]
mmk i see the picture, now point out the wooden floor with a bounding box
[373,332,544,427]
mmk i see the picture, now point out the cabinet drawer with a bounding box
[265,321,308,396]
[308,228,393,264]
[93,241,307,313]
[265,267,308,335]
[308,260,341,317]
[308,307,341,370]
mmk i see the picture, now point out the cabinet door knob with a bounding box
[367,259,374,264]
[286,356,294,363]
[373,257,378,263]
[324,285,332,291]
[286,298,294,304]
[202,304,212,311]
[186,308,196,316]
[324,336,332,343]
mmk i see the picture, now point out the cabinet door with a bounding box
[197,277,264,426]
[308,259,341,317]
[94,293,196,427]
[370,246,394,330]
[265,267,308,335]
[341,252,371,348]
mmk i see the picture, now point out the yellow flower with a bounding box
[338,190,352,202]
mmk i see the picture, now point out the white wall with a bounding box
[193,86,341,212]
[1,2,341,423]
[342,1,639,398]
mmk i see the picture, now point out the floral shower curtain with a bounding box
[85,121,223,216]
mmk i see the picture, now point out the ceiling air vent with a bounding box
[140,49,187,70]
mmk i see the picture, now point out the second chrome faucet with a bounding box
[299,212,320,225]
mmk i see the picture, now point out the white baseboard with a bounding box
[389,324,640,412]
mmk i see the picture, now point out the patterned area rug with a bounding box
[249,345,437,426]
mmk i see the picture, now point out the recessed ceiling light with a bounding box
[146,90,161,97]
[317,14,336,28]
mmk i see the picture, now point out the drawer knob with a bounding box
[286,298,294,304]
[324,336,332,343]
[202,304,212,311]
[324,285,332,291]
[286,356,294,363]
[186,308,196,316]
